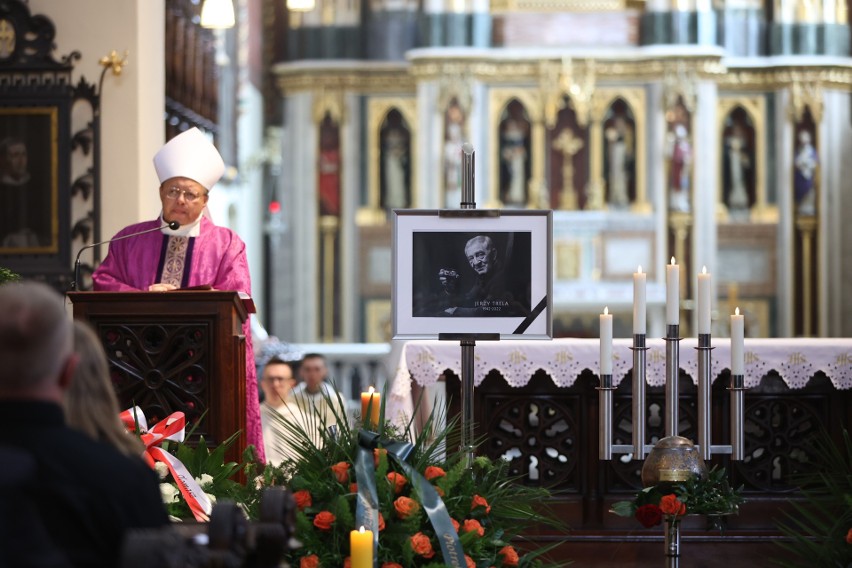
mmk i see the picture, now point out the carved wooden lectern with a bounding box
[67,291,251,464]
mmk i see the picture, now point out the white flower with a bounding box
[205,492,217,505]
[154,462,169,480]
[159,483,180,504]
[195,473,214,488]
[254,475,265,490]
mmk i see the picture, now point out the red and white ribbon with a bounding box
[121,407,212,521]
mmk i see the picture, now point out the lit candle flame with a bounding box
[735,307,740,316]
[367,386,375,394]
[359,526,366,533]
[670,256,676,265]
[637,265,643,274]
[604,306,609,315]
[702,265,707,274]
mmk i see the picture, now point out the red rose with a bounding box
[378,512,386,531]
[462,518,485,537]
[424,465,446,481]
[300,555,320,568]
[659,494,687,517]
[410,532,435,558]
[434,485,445,497]
[387,471,408,494]
[635,504,663,528]
[394,496,420,519]
[343,558,351,568]
[465,555,476,568]
[499,545,519,567]
[349,482,358,494]
[331,462,350,483]
[847,527,852,544]
[381,564,403,568]
[293,490,312,511]
[374,448,387,467]
[451,518,460,533]
[313,511,336,530]
[471,494,491,514]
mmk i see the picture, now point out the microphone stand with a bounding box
[70,221,179,291]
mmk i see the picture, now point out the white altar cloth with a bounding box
[387,337,852,426]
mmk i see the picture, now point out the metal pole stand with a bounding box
[597,373,615,461]
[631,333,648,459]
[664,517,680,568]
[664,325,681,438]
[695,333,714,461]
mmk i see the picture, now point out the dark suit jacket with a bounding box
[0,400,170,567]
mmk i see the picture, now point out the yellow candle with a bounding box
[350,525,373,568]
[360,387,381,428]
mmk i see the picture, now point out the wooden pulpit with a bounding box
[67,291,252,464]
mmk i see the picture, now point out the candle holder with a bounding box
[695,333,713,461]
[630,333,648,459]
[729,374,745,461]
[597,373,615,460]
[665,324,681,438]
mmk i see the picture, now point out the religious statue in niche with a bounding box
[548,103,586,210]
[443,99,465,208]
[664,101,692,213]
[721,107,756,220]
[379,109,411,211]
[602,99,636,210]
[498,99,532,207]
[318,114,341,217]
[793,125,818,216]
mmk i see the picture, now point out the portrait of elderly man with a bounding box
[92,127,264,461]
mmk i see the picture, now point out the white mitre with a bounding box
[153,127,225,191]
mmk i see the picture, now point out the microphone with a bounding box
[71,220,181,291]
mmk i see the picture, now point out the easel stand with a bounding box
[438,143,500,467]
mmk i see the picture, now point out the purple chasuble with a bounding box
[92,216,265,462]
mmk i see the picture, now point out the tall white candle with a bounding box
[600,306,613,375]
[666,257,680,326]
[697,266,711,334]
[731,307,744,375]
[633,266,647,335]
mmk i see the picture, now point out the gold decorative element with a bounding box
[552,127,584,210]
[641,435,708,489]
[788,76,824,123]
[98,50,129,76]
[312,87,346,124]
[663,61,697,113]
[437,72,473,118]
[795,215,818,337]
[561,58,596,128]
[319,215,340,342]
[275,62,415,95]
[538,60,565,129]
[669,211,692,301]
[0,19,16,60]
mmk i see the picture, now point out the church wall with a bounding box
[29,0,165,243]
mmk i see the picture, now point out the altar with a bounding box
[386,337,852,564]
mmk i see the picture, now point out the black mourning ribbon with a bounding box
[356,430,465,567]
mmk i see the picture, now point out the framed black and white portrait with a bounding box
[392,209,552,339]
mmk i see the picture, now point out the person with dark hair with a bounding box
[0,281,169,567]
[66,320,144,457]
[291,353,345,424]
[259,357,299,465]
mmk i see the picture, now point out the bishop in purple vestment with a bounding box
[92,128,264,462]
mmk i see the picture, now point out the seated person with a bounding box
[0,281,169,567]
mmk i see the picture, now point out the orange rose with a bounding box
[331,461,350,483]
[394,495,420,519]
[659,494,687,517]
[381,564,403,568]
[387,471,408,494]
[293,490,312,511]
[433,485,445,497]
[499,545,519,566]
[349,482,358,494]
[313,511,336,530]
[410,532,435,559]
[300,554,320,568]
[471,494,491,514]
[847,527,852,544]
[424,465,446,481]
[465,555,476,568]
[343,558,351,568]
[451,518,460,533]
[462,518,485,537]
[374,448,388,467]
[378,512,386,531]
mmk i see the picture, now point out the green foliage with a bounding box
[0,267,21,286]
[265,388,568,567]
[773,428,852,568]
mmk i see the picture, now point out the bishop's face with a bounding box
[159,176,209,227]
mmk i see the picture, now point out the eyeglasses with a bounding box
[163,186,206,203]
